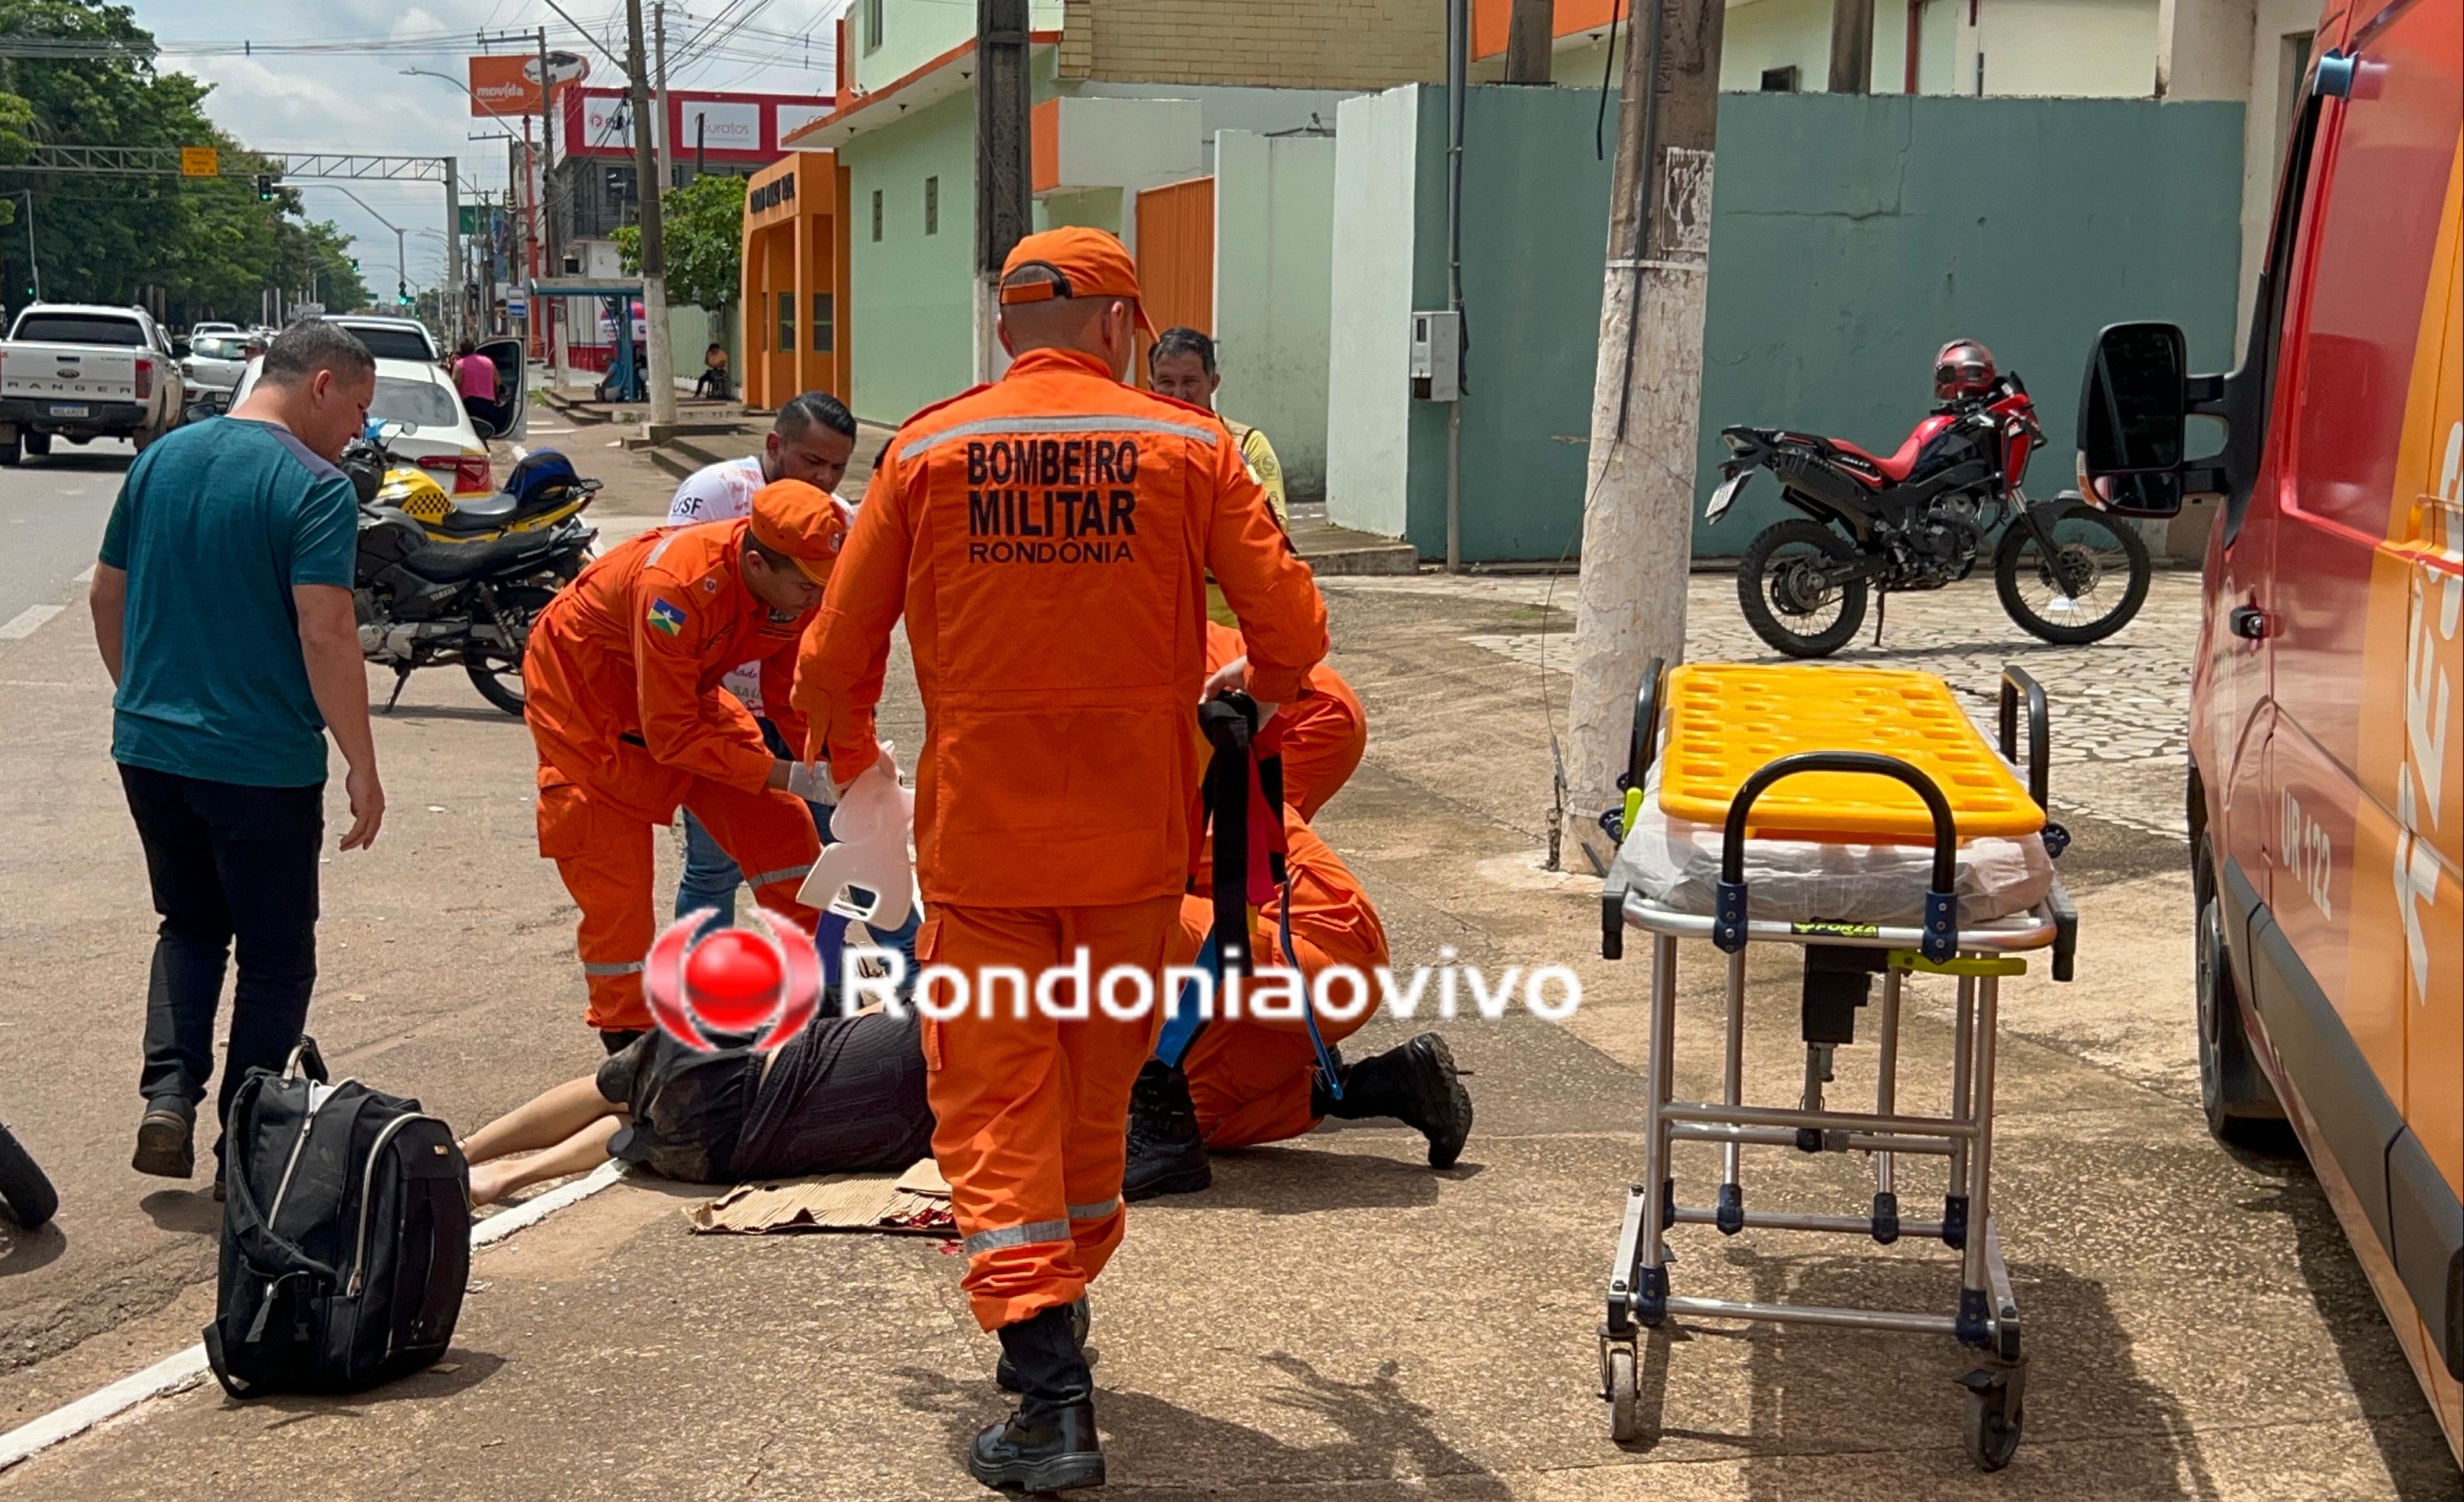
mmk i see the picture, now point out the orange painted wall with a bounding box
[739,149,851,412]
[1472,0,1621,61]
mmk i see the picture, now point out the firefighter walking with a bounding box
[796,227,1327,1491]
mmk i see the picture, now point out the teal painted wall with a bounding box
[842,88,978,426]
[1381,89,2246,560]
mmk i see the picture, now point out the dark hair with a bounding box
[261,320,376,388]
[776,390,856,442]
[455,338,475,358]
[1148,326,1216,376]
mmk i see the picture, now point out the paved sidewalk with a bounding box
[2,572,2453,1499]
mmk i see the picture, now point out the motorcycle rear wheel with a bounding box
[466,584,556,718]
[1737,519,1868,658]
[1994,501,2151,645]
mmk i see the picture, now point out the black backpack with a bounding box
[205,1041,471,1398]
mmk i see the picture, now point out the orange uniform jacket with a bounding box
[1203,621,1365,821]
[795,348,1328,907]
[526,518,812,822]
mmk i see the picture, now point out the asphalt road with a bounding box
[0,441,132,638]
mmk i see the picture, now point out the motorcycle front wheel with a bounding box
[1736,518,1869,658]
[466,584,556,717]
[1994,500,2151,645]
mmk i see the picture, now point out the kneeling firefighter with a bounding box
[794,228,1328,1491]
[523,479,847,1049]
[1124,694,1473,1201]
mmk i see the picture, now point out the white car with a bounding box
[190,321,241,339]
[234,354,503,498]
[180,331,263,395]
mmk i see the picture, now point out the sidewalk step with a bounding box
[1290,522,1419,576]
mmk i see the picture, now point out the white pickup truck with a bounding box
[0,303,186,464]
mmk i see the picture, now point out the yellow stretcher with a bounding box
[1595,660,2078,1471]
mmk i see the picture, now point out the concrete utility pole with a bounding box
[443,156,461,346]
[537,26,563,377]
[653,3,677,205]
[1505,0,1556,84]
[1829,0,1875,93]
[973,0,1032,383]
[1562,0,1727,874]
[625,0,678,426]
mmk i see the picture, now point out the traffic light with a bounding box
[396,280,412,308]
[254,174,274,202]
[349,257,360,273]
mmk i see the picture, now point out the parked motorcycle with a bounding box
[1708,339,2150,658]
[341,427,599,716]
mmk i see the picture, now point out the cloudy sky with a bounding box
[134,0,846,291]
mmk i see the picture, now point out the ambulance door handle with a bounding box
[2229,605,2271,641]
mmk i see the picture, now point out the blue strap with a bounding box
[1153,933,1216,1067]
[1282,884,1343,1102]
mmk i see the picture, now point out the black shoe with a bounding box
[966,1402,1104,1493]
[996,1297,1090,1394]
[133,1097,195,1179]
[1122,1059,1210,1202]
[1317,1034,1475,1169]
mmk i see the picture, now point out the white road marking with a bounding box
[72,565,94,585]
[0,1160,626,1474]
[0,604,64,639]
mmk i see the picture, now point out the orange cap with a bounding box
[748,478,848,569]
[998,226,1158,337]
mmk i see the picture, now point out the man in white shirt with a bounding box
[664,393,917,977]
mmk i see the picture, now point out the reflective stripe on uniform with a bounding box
[1066,1198,1120,1222]
[746,863,815,889]
[960,1218,1073,1257]
[582,959,645,976]
[901,413,1222,460]
[645,530,684,568]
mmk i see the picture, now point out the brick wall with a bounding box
[1066,0,1445,88]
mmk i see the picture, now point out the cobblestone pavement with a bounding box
[1340,569,2201,841]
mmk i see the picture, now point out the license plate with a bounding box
[48,404,88,418]
[1705,470,1750,523]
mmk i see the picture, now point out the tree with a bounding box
[613,172,743,311]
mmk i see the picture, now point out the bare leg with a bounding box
[470,1117,623,1207]
[461,1076,620,1166]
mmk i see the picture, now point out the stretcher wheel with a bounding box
[1606,1343,1642,1442]
[1958,1357,2026,1471]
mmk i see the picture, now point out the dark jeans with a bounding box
[118,764,324,1152]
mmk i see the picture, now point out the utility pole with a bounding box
[537,25,563,381]
[973,0,1032,383]
[443,156,461,346]
[653,2,677,198]
[1562,0,1727,874]
[625,0,677,426]
[1829,0,1875,93]
[1505,0,1556,84]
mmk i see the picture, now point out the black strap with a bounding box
[1197,695,1258,979]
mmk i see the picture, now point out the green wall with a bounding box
[842,87,979,426]
[1384,88,2246,560]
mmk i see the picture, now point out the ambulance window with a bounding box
[2230,59,2329,542]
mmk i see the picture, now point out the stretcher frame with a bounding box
[1593,662,2078,1472]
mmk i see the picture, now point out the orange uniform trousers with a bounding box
[1175,815,1387,1148]
[919,894,1180,1330]
[540,768,823,1035]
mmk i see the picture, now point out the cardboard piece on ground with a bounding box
[894,1157,949,1196]
[687,1159,952,1236]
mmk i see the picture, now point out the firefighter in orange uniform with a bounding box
[796,227,1327,1491]
[1201,620,1365,821]
[1127,808,1472,1195]
[525,479,848,1049]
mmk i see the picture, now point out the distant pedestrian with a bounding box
[694,343,730,401]
[454,339,502,432]
[90,318,386,1190]
[1147,326,1289,528]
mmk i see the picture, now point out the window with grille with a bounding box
[925,175,939,235]
[777,291,794,353]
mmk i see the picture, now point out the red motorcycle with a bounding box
[1708,339,2150,658]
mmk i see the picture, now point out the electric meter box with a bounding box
[1409,309,1461,402]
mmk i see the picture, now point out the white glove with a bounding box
[799,741,915,930]
[785,759,836,806]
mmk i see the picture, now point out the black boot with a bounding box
[996,1296,1090,1393]
[599,1028,648,1056]
[970,1304,1104,1493]
[133,1095,195,1179]
[1122,1059,1210,1202]
[1314,1033,1475,1169]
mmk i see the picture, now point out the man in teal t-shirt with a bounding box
[90,317,388,1188]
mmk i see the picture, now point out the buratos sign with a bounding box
[558,87,834,165]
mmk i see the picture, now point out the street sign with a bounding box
[292,302,325,318]
[179,146,218,178]
[506,295,528,320]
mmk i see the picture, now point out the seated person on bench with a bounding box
[461,1005,933,1205]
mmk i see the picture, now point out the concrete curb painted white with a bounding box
[0,1160,627,1474]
